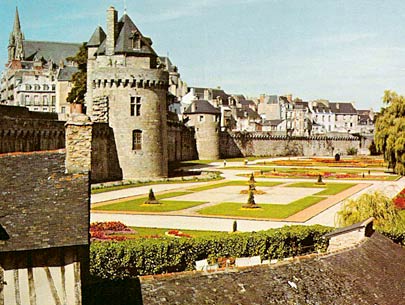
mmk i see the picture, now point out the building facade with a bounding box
[0,8,80,116]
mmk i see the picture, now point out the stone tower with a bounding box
[86,7,169,179]
[8,7,24,62]
[183,100,220,160]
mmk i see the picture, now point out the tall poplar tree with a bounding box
[374,90,405,174]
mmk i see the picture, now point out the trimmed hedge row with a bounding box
[90,225,333,279]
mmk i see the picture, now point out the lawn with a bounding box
[188,180,282,192]
[197,196,324,219]
[92,175,223,194]
[286,182,356,195]
[92,191,206,212]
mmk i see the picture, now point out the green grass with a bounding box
[197,196,324,219]
[91,176,223,194]
[122,227,228,239]
[286,182,356,195]
[188,181,282,192]
[93,191,205,212]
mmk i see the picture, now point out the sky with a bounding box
[1,0,405,110]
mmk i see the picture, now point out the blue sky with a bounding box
[1,0,405,110]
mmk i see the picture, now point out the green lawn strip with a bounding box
[93,191,205,212]
[120,227,228,239]
[188,181,282,192]
[197,196,324,219]
[285,182,356,195]
[92,177,223,194]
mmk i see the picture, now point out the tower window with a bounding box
[130,96,141,116]
[132,130,142,150]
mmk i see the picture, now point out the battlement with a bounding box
[91,69,169,90]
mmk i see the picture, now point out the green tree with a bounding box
[336,192,404,232]
[66,43,87,104]
[374,90,405,174]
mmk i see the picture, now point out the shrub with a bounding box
[334,153,340,161]
[346,147,358,155]
[90,225,332,279]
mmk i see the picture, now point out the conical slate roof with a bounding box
[114,13,156,56]
[87,26,106,47]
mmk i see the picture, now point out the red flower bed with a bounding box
[166,229,192,238]
[90,221,134,241]
[393,189,405,209]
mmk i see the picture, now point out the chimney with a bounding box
[324,217,374,252]
[65,113,93,174]
[106,6,118,56]
[191,101,196,112]
[286,94,293,103]
[336,103,340,110]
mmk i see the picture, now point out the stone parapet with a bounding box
[91,68,169,90]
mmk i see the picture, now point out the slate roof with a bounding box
[183,100,220,115]
[23,40,81,64]
[94,13,156,56]
[141,232,405,305]
[330,102,357,114]
[87,26,106,47]
[57,66,79,81]
[236,108,261,120]
[0,151,89,252]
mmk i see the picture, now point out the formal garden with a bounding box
[93,177,360,221]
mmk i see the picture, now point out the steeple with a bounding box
[8,7,25,61]
[13,7,22,34]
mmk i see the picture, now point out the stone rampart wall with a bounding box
[0,117,65,153]
[167,121,198,162]
[220,132,364,158]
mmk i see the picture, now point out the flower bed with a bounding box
[165,229,192,238]
[90,221,135,241]
[393,189,405,209]
[266,157,385,168]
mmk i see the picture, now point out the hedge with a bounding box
[90,225,333,279]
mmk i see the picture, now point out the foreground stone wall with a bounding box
[220,132,364,158]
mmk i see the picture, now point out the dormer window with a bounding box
[130,31,141,49]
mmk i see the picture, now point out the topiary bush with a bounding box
[90,225,333,279]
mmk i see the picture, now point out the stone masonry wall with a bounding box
[220,132,363,158]
[0,117,65,153]
[167,121,198,162]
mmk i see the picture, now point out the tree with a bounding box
[336,191,404,232]
[374,90,405,174]
[66,43,87,105]
[144,188,160,204]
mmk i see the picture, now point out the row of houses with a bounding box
[168,86,375,136]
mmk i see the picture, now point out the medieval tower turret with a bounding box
[86,7,169,179]
[183,100,220,160]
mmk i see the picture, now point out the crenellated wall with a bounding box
[0,117,65,153]
[220,132,363,158]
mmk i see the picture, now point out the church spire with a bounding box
[13,7,22,34]
[8,7,24,61]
